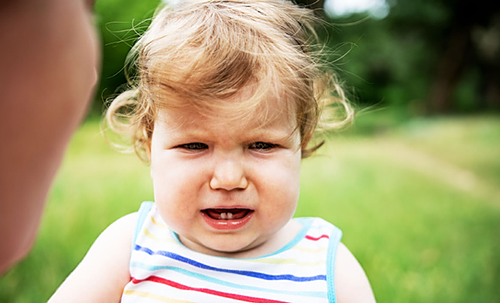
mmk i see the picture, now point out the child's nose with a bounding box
[209,156,248,191]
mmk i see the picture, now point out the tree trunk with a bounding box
[428,26,472,113]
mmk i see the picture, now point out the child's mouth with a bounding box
[201,208,254,230]
[203,209,252,220]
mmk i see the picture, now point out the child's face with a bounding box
[149,96,302,258]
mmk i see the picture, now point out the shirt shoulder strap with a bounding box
[326,222,343,303]
[132,201,155,249]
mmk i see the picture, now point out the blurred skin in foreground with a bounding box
[0,0,100,274]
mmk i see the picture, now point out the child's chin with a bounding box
[206,244,249,256]
[179,232,264,258]
[198,239,260,258]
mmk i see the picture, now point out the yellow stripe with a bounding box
[123,290,194,303]
[151,215,168,228]
[291,245,328,253]
[143,228,177,244]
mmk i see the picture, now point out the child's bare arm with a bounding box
[48,213,137,303]
[335,242,377,303]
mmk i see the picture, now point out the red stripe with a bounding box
[305,234,329,241]
[132,276,288,303]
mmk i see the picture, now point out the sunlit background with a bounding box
[1,0,499,302]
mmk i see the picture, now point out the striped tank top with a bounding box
[121,202,342,303]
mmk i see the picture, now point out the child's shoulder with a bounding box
[334,241,376,302]
[107,212,139,236]
[296,217,376,302]
[48,212,138,302]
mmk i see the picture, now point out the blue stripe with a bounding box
[134,244,326,282]
[131,261,327,298]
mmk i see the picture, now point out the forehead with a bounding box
[157,107,292,130]
[155,104,297,137]
[154,86,298,132]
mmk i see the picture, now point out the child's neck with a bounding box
[219,219,303,259]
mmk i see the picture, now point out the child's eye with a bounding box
[249,142,277,150]
[178,142,208,150]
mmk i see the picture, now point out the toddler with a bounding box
[49,0,375,302]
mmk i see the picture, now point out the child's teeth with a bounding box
[219,212,233,220]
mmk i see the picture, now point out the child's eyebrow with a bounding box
[243,127,297,141]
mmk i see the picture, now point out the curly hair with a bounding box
[105,0,353,161]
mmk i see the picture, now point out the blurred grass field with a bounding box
[1,111,499,302]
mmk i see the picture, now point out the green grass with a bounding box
[1,113,499,302]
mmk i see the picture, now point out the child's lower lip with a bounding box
[201,209,254,230]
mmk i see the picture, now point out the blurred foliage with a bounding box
[91,0,500,115]
[92,0,160,112]
[320,0,500,114]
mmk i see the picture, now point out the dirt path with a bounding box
[367,138,500,206]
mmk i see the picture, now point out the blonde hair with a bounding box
[105,0,353,161]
